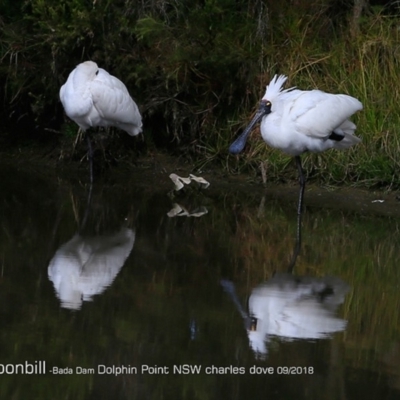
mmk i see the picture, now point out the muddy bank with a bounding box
[1,145,399,219]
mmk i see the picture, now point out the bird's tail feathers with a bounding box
[335,119,357,136]
[333,121,361,149]
[263,75,295,101]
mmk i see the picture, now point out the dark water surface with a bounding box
[0,161,399,399]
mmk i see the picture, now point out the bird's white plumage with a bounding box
[60,61,142,136]
[260,74,362,156]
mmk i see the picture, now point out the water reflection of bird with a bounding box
[222,274,348,358]
[221,197,349,358]
[247,274,349,356]
[48,228,135,310]
[60,61,142,182]
[229,75,362,213]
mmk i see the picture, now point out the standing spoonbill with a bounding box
[229,75,363,215]
[60,61,142,183]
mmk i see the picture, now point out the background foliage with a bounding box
[1,0,400,187]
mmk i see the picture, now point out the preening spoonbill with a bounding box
[229,75,363,213]
[60,61,142,183]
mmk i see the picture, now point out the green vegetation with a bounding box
[1,1,400,187]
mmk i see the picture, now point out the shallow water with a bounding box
[0,162,399,399]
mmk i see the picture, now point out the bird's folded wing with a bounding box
[89,71,140,124]
[287,91,363,139]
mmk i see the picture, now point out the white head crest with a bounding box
[262,75,294,101]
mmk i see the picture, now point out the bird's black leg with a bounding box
[85,132,94,185]
[295,155,306,216]
[287,155,305,273]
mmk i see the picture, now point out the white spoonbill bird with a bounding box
[229,75,363,213]
[60,61,143,183]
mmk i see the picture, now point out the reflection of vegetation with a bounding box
[225,193,400,375]
[1,1,400,186]
[1,165,399,397]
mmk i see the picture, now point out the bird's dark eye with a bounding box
[95,70,99,75]
[259,100,272,114]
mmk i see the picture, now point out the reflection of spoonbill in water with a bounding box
[59,61,142,183]
[48,228,135,310]
[222,274,349,358]
[48,179,136,309]
[229,75,363,215]
[221,204,349,358]
[246,274,349,357]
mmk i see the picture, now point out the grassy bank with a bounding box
[1,1,400,188]
[229,9,400,189]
